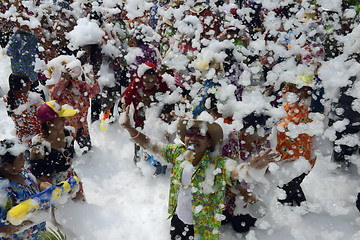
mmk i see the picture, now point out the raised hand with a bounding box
[249,149,280,169]
[120,104,131,129]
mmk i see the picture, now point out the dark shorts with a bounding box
[170,214,194,240]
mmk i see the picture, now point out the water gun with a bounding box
[100,109,111,130]
[144,152,158,166]
[7,176,79,225]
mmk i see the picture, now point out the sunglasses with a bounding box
[185,129,209,139]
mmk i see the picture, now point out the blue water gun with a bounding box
[7,176,79,225]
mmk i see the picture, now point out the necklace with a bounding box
[179,165,200,190]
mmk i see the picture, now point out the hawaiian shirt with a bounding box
[222,130,270,163]
[49,78,100,139]
[222,130,270,215]
[276,101,316,167]
[162,144,232,239]
[0,169,46,239]
[3,93,42,146]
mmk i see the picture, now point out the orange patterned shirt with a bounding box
[276,101,316,167]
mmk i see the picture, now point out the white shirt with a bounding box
[175,161,195,225]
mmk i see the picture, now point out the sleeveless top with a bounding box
[29,129,75,178]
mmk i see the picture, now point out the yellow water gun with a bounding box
[7,176,79,225]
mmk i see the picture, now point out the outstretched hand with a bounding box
[249,149,280,169]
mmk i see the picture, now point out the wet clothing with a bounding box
[121,63,170,129]
[191,80,218,118]
[328,76,360,168]
[170,214,194,240]
[276,86,315,206]
[29,130,75,178]
[276,102,315,167]
[162,144,232,239]
[0,169,46,239]
[49,77,100,144]
[6,30,39,83]
[3,93,43,146]
[221,130,269,232]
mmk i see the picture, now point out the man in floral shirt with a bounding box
[121,106,278,239]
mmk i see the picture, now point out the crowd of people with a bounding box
[0,0,360,239]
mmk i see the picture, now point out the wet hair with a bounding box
[6,73,31,117]
[40,122,51,138]
[0,139,17,166]
[242,112,270,130]
[160,104,176,123]
[223,48,236,72]
[144,68,157,76]
[89,10,103,26]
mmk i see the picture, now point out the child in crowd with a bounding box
[0,139,50,239]
[4,73,44,146]
[29,101,84,201]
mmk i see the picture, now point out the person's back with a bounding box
[6,30,39,83]
[4,73,43,146]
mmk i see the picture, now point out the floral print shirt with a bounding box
[222,130,270,163]
[3,93,43,146]
[276,101,316,167]
[221,130,270,214]
[0,169,46,239]
[49,78,100,138]
[162,144,232,240]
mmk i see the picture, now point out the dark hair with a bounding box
[6,73,31,116]
[0,140,17,166]
[242,112,270,130]
[40,122,50,138]
[144,68,157,76]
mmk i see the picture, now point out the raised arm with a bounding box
[120,105,162,155]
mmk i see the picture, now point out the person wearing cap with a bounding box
[128,24,160,80]
[121,105,278,239]
[28,101,84,201]
[121,62,170,173]
[49,56,100,154]
[0,139,51,238]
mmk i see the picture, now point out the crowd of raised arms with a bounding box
[0,0,359,239]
